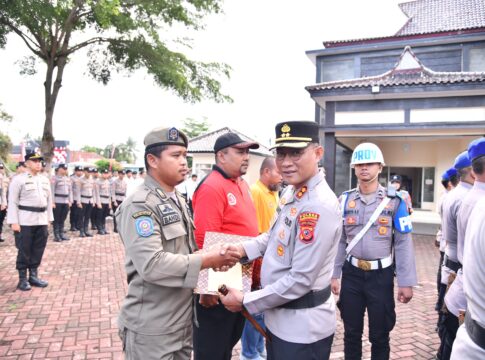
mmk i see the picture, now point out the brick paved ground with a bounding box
[0,221,441,359]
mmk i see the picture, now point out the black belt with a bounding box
[19,205,46,212]
[445,256,461,272]
[54,194,68,197]
[115,192,125,196]
[465,312,485,350]
[81,195,92,198]
[100,195,110,198]
[278,286,331,310]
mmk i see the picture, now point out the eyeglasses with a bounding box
[274,145,313,162]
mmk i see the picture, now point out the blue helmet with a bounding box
[442,167,458,181]
[454,151,471,170]
[468,137,485,162]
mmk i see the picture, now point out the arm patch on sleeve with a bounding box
[393,196,412,233]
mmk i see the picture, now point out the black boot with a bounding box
[84,226,93,237]
[17,270,31,291]
[79,229,86,238]
[29,268,48,288]
[102,224,109,235]
[60,226,70,241]
[53,224,61,242]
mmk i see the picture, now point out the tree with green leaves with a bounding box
[0,102,13,162]
[0,0,232,166]
[181,117,210,138]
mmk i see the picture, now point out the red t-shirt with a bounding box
[192,166,259,248]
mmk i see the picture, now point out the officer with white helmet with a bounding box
[331,142,417,359]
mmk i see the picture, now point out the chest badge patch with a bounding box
[378,226,388,236]
[227,192,237,206]
[348,200,356,209]
[135,217,154,237]
[298,212,320,244]
[346,216,356,225]
[280,197,287,206]
[278,229,285,240]
[290,207,297,217]
[277,244,285,257]
[295,186,308,200]
[378,217,389,225]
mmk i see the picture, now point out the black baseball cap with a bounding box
[57,163,67,170]
[214,133,259,153]
[390,175,402,183]
[74,165,83,171]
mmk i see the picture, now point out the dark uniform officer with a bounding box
[77,167,96,237]
[116,126,240,360]
[220,121,343,360]
[51,163,73,242]
[69,165,84,231]
[332,142,417,360]
[95,169,112,235]
[111,169,127,233]
[7,152,53,291]
[389,174,413,214]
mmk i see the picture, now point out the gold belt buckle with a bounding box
[357,259,372,271]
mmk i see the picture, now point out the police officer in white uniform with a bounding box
[332,143,417,360]
[111,169,127,233]
[450,197,485,359]
[435,168,459,314]
[51,163,73,242]
[447,138,485,359]
[220,121,343,360]
[437,151,474,360]
[69,165,84,232]
[7,152,54,291]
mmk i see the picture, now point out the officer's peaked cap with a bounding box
[468,137,485,162]
[271,121,319,149]
[454,151,471,170]
[24,151,44,162]
[144,126,188,151]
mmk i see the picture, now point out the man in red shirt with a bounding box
[192,132,260,360]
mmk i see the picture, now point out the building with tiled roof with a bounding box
[188,127,272,185]
[305,0,485,232]
[318,0,485,48]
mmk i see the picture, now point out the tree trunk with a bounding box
[42,55,68,171]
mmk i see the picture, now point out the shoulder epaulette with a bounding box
[132,187,150,203]
[342,188,357,195]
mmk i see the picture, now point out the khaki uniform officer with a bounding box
[7,152,54,291]
[95,169,112,235]
[111,169,127,233]
[51,164,73,242]
[116,126,241,360]
[332,143,417,360]
[220,121,343,360]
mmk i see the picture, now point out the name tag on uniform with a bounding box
[162,213,181,226]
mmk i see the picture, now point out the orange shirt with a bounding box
[250,180,279,289]
[250,180,279,233]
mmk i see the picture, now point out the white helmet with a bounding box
[350,143,385,168]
